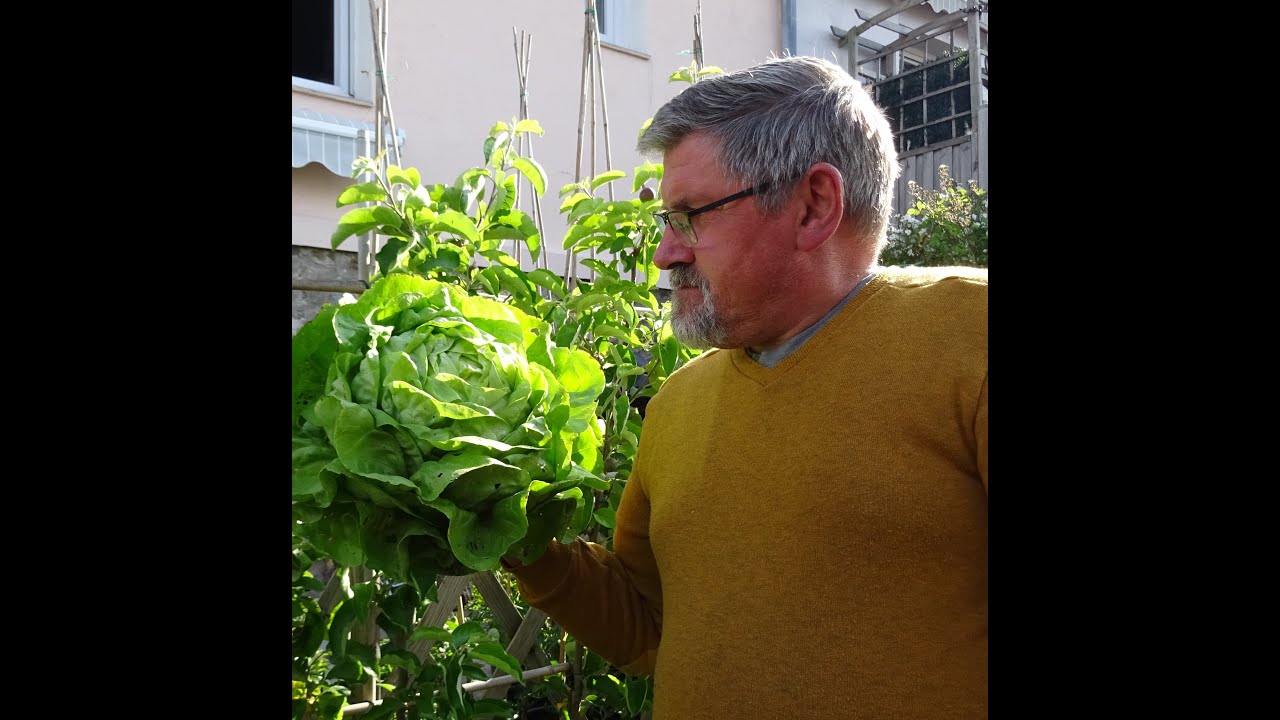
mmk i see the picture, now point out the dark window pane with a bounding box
[877,79,901,108]
[902,101,923,130]
[902,128,926,152]
[902,69,924,100]
[926,63,951,92]
[927,92,952,122]
[885,106,901,132]
[925,122,954,145]
[293,0,334,84]
[951,53,970,83]
[953,87,971,114]
[955,114,972,136]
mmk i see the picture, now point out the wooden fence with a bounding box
[892,104,987,215]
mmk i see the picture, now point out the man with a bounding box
[504,55,987,718]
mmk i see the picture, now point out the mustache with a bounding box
[669,264,707,290]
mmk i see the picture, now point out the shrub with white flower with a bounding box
[881,165,987,268]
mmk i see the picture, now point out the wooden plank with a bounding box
[977,106,988,188]
[348,567,381,705]
[855,8,913,36]
[472,571,524,637]
[506,607,550,668]
[317,567,346,616]
[898,134,971,160]
[472,571,552,699]
[472,572,551,666]
[408,575,475,661]
[967,10,984,189]
[859,14,969,65]
[838,0,932,47]
[474,607,550,700]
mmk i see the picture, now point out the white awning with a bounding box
[927,0,984,12]
[291,109,406,177]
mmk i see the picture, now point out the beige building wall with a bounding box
[292,0,783,283]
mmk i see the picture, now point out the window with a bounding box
[596,0,648,55]
[874,51,975,154]
[292,0,373,102]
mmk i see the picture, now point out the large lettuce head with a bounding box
[292,275,605,591]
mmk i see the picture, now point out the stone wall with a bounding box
[292,246,363,335]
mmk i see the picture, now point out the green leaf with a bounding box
[581,259,618,280]
[589,169,626,191]
[513,118,544,135]
[592,506,617,529]
[697,65,726,77]
[431,209,480,244]
[632,161,662,194]
[450,620,490,648]
[433,492,530,571]
[527,269,567,298]
[484,131,510,165]
[409,626,452,644]
[547,347,606,433]
[562,221,609,251]
[592,324,630,343]
[637,117,653,142]
[331,206,403,249]
[314,690,348,720]
[560,181,586,198]
[379,649,421,673]
[327,580,374,659]
[626,676,650,715]
[336,181,388,207]
[374,236,411,276]
[560,191,591,213]
[566,293,611,313]
[510,156,547,197]
[387,165,421,189]
[461,661,490,681]
[568,198,607,224]
[407,452,508,503]
[469,642,524,684]
[470,698,516,718]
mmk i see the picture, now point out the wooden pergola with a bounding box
[833,0,988,192]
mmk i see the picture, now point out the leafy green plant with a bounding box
[331,119,548,295]
[294,109,702,718]
[354,620,523,720]
[292,274,607,592]
[881,164,987,268]
[293,539,353,720]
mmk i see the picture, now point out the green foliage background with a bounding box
[880,164,988,268]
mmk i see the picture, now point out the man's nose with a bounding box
[653,225,694,270]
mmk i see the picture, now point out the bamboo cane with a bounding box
[566,1,595,291]
[367,0,401,169]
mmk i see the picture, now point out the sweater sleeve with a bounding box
[508,466,663,675]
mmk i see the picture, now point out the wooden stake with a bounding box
[566,1,596,291]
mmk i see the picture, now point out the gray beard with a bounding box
[669,265,730,349]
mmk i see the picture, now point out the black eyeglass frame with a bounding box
[654,187,756,246]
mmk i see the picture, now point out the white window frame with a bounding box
[596,0,648,55]
[292,0,373,103]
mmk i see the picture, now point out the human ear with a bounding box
[795,162,844,252]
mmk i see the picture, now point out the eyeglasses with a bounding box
[653,187,756,247]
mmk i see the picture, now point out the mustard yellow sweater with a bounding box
[512,266,987,719]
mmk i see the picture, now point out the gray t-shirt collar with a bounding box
[746,272,876,368]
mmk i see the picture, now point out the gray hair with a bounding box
[638,55,900,246]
